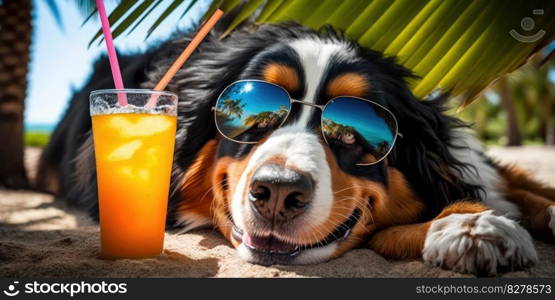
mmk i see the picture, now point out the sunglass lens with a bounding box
[322,97,397,165]
[215,81,291,143]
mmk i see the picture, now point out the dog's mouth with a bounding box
[231,208,361,256]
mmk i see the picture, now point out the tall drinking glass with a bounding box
[90,89,177,258]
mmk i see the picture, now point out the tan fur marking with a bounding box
[263,64,300,93]
[499,164,555,200]
[504,188,554,239]
[433,201,489,219]
[373,169,425,227]
[368,201,489,259]
[176,140,218,223]
[498,163,555,239]
[327,73,370,98]
[368,222,431,259]
[331,155,425,258]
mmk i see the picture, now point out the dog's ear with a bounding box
[358,49,482,218]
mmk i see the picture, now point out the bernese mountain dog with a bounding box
[37,22,555,275]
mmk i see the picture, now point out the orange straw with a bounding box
[145,9,224,108]
[155,9,224,90]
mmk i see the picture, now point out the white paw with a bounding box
[548,206,555,238]
[423,210,537,275]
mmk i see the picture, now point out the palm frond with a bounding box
[84,0,201,45]
[145,0,187,40]
[112,0,157,39]
[214,0,555,107]
[222,0,264,36]
[76,0,101,17]
[78,0,555,107]
[44,0,63,29]
[88,0,139,47]
[179,0,201,20]
[127,0,163,36]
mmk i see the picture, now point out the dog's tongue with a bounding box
[242,232,297,253]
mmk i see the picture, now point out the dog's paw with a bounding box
[549,206,555,238]
[422,210,537,276]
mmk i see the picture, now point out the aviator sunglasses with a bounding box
[213,80,400,166]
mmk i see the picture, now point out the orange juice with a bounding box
[92,113,176,258]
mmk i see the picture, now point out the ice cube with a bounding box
[137,168,150,181]
[144,146,163,166]
[107,140,143,161]
[108,116,131,130]
[113,116,172,137]
[118,166,133,177]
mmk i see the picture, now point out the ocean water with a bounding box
[25,123,56,133]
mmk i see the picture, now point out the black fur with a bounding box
[37,22,482,227]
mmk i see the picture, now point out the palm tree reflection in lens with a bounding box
[216,81,290,142]
[215,98,246,138]
[243,106,288,129]
[322,98,396,165]
[215,83,397,165]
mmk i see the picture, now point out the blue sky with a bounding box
[217,81,291,128]
[25,0,209,128]
[323,98,394,145]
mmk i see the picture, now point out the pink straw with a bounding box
[96,0,127,106]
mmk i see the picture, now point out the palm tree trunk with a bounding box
[0,0,32,189]
[498,77,522,146]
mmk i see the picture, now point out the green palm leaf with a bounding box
[255,0,285,23]
[45,0,63,29]
[88,0,139,47]
[222,0,265,36]
[145,0,187,40]
[127,0,164,36]
[81,0,554,107]
[214,0,554,107]
[111,0,157,41]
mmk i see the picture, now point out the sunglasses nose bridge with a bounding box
[290,99,324,111]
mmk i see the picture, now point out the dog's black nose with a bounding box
[249,164,313,223]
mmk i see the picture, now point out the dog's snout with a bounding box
[248,164,313,222]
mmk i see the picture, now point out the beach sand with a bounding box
[1,146,554,277]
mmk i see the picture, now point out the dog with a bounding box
[37,22,555,275]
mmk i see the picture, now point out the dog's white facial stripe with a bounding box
[231,167,248,231]
[232,38,352,264]
[231,126,333,236]
[288,39,351,127]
